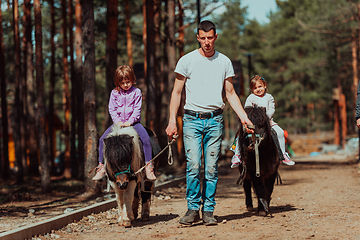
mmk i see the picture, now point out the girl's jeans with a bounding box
[183,113,224,213]
[98,123,152,164]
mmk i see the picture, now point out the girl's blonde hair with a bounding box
[114,65,136,91]
[250,75,267,92]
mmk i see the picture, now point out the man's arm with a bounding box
[165,73,186,138]
[224,77,253,127]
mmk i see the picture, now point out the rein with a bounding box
[132,135,178,176]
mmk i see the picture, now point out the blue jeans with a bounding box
[183,113,224,212]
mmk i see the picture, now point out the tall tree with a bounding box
[213,0,247,60]
[83,0,99,193]
[125,0,133,68]
[69,0,77,177]
[104,0,118,130]
[49,0,56,165]
[165,0,180,167]
[145,0,157,132]
[0,0,10,180]
[12,0,24,183]
[62,0,71,178]
[34,0,51,192]
[75,0,84,179]
[23,0,38,175]
[143,0,147,78]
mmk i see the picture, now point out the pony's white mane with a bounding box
[106,125,143,172]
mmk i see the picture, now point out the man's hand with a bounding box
[165,121,178,139]
[357,118,360,129]
[241,118,254,133]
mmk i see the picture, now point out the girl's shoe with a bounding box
[231,154,241,168]
[145,163,156,181]
[92,163,106,180]
[282,152,295,165]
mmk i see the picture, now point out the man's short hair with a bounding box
[197,20,216,35]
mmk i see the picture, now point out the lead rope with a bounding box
[254,135,261,177]
[245,125,261,177]
[133,135,178,176]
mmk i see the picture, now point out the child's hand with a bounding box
[123,121,131,127]
[115,121,124,127]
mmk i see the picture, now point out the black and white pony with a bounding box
[103,125,160,227]
[237,105,280,216]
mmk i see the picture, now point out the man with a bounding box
[165,20,253,226]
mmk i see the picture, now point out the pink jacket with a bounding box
[108,86,142,125]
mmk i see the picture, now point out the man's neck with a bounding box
[198,48,215,58]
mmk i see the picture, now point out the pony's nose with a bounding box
[117,181,128,189]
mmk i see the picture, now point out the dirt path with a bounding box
[30,158,360,240]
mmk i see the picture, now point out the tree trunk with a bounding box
[165,0,180,168]
[0,0,10,180]
[62,0,71,179]
[34,0,51,193]
[153,0,161,136]
[49,0,56,168]
[176,0,185,165]
[352,29,358,116]
[145,0,157,132]
[75,0,84,180]
[83,0,100,193]
[143,0,147,80]
[104,0,118,131]
[23,0,38,175]
[177,0,184,57]
[340,93,347,148]
[358,3,360,159]
[19,2,28,178]
[69,0,77,178]
[12,0,24,183]
[125,0,133,68]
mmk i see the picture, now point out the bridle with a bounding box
[115,165,132,178]
[244,125,265,177]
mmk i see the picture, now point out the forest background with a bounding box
[1,0,359,194]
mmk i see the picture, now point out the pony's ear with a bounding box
[123,135,134,142]
[103,138,109,146]
[260,107,266,114]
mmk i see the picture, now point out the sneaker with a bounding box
[92,163,106,180]
[179,209,200,225]
[282,152,295,166]
[202,211,217,226]
[145,163,156,181]
[230,154,241,168]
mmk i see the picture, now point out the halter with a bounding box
[115,165,132,178]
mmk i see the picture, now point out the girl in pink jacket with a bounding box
[92,65,156,181]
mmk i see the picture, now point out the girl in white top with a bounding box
[230,75,295,168]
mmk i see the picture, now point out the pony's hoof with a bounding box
[258,211,267,216]
[246,206,253,212]
[119,220,132,227]
[141,214,149,221]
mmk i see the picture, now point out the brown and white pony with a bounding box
[103,125,158,227]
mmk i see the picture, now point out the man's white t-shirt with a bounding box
[174,49,235,112]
